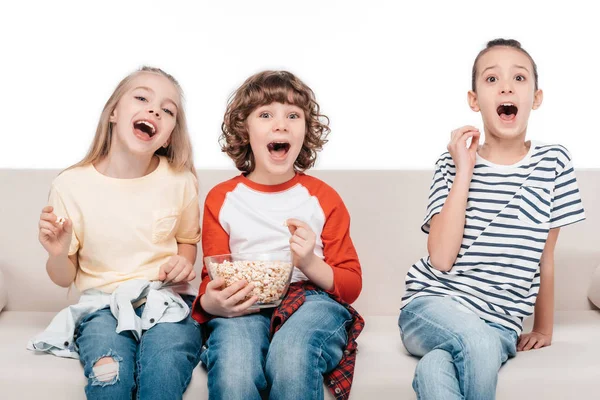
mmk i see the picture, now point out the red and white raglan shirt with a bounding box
[191,172,362,323]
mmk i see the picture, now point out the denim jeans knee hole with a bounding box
[91,356,120,386]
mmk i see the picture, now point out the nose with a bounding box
[500,82,514,95]
[273,117,288,132]
[148,109,160,118]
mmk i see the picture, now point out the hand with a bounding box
[517,331,552,351]
[38,206,72,257]
[447,126,480,175]
[200,278,259,318]
[286,218,317,270]
[159,255,197,283]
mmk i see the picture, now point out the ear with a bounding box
[532,89,543,110]
[109,109,117,123]
[468,90,480,112]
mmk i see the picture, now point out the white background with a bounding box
[2,0,598,170]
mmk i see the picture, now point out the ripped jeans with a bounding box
[75,295,202,400]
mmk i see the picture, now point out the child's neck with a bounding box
[246,169,296,186]
[95,150,159,179]
[478,133,531,166]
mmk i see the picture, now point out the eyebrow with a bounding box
[133,86,179,109]
[480,64,531,75]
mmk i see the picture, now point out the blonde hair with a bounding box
[69,66,195,174]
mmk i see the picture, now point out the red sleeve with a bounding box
[304,177,362,304]
[191,181,234,323]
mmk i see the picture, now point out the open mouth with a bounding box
[267,142,291,159]
[496,103,518,121]
[133,120,157,139]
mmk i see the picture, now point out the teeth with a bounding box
[137,120,155,133]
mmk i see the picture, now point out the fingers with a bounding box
[230,295,259,315]
[290,242,303,256]
[61,218,73,234]
[41,206,54,213]
[517,335,533,351]
[207,277,225,290]
[172,265,195,283]
[219,279,251,298]
[40,212,57,223]
[523,336,537,351]
[289,234,306,247]
[165,258,193,283]
[39,220,60,236]
[450,126,479,143]
[225,282,256,307]
[291,227,310,241]
[468,130,481,151]
[286,218,309,235]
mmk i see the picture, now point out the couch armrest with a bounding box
[0,268,7,311]
[588,264,600,310]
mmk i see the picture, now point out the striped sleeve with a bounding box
[422,156,451,234]
[550,155,586,228]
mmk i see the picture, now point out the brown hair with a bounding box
[69,66,195,174]
[472,39,539,92]
[220,70,330,173]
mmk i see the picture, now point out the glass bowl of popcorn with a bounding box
[205,251,294,308]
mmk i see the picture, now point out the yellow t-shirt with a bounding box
[48,156,201,293]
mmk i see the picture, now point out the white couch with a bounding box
[1,169,599,399]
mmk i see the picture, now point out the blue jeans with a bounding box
[75,295,202,400]
[200,290,352,400]
[399,296,517,400]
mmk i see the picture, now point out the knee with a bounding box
[456,329,502,368]
[415,349,453,378]
[90,354,121,386]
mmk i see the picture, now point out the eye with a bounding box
[163,108,174,116]
[135,96,148,102]
[486,76,497,83]
[288,113,301,119]
[259,112,271,118]
[515,75,526,82]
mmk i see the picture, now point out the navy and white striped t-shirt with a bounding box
[401,142,586,334]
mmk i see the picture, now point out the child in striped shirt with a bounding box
[399,39,585,400]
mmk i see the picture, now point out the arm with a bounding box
[427,172,472,271]
[178,243,197,265]
[46,254,78,288]
[194,188,257,321]
[39,204,78,288]
[287,194,362,304]
[427,126,480,272]
[518,228,559,351]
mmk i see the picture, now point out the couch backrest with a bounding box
[1,169,598,315]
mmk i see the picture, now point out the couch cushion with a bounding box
[588,265,600,309]
[1,311,599,399]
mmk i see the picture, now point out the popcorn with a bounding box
[208,260,293,305]
[55,217,66,225]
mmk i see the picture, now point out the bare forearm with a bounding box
[428,173,471,271]
[301,255,334,291]
[533,261,555,335]
[46,254,77,287]
[178,243,197,265]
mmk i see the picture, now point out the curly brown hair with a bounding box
[220,70,330,173]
